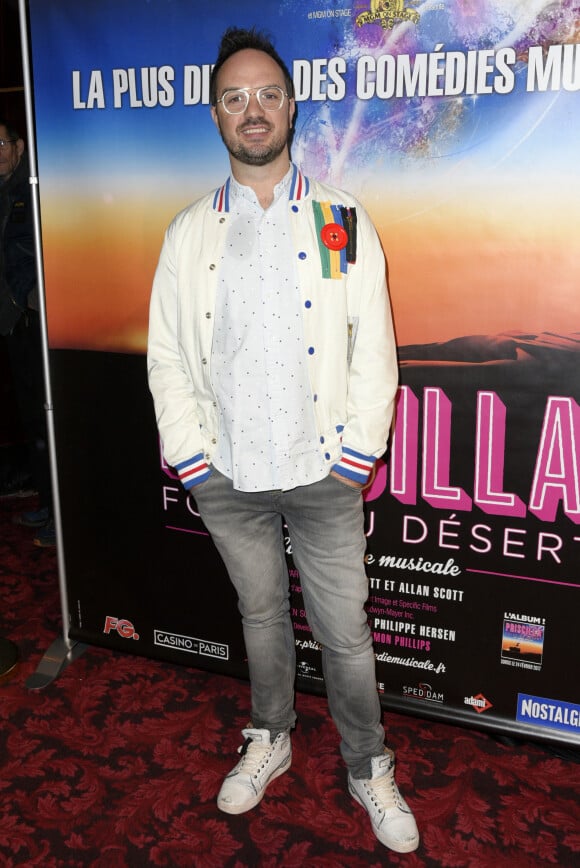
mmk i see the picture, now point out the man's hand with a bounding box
[330,470,365,490]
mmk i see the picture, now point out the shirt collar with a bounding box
[212,163,310,213]
[229,163,292,210]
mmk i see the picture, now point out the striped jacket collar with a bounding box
[212,164,310,213]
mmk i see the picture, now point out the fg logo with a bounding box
[103,615,140,641]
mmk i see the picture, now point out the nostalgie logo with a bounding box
[403,681,444,704]
[517,694,580,734]
[154,629,229,660]
[464,693,493,714]
[103,615,140,641]
[501,612,545,672]
[356,0,420,30]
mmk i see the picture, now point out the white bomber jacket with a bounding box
[148,164,399,491]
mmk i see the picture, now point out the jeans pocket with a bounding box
[327,472,363,496]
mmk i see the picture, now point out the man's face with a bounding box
[0,126,24,179]
[210,49,295,168]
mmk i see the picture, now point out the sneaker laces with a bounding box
[236,737,273,777]
[366,769,406,813]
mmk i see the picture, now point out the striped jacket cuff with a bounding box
[175,454,212,490]
[332,447,375,485]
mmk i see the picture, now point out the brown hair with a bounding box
[209,27,294,105]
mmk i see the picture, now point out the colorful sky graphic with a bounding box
[502,623,545,657]
[29,0,580,352]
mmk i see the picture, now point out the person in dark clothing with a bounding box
[0,119,54,546]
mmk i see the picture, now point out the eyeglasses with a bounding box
[215,86,289,115]
[0,139,17,149]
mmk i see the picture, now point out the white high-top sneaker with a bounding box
[217,728,292,815]
[348,749,420,853]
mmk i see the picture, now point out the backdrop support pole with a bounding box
[18,0,86,689]
[25,637,88,690]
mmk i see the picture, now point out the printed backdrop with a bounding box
[27,0,580,746]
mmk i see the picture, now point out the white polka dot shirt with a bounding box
[210,170,327,492]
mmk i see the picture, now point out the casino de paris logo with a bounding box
[356,0,421,30]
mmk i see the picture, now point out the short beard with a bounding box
[217,118,290,167]
[224,136,288,166]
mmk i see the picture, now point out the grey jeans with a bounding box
[192,469,385,778]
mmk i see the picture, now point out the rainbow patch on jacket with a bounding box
[312,201,357,279]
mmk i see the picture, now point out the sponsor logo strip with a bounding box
[517,693,580,733]
[154,630,229,660]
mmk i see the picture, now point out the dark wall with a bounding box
[0,0,26,133]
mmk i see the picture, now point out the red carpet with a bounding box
[1,495,579,866]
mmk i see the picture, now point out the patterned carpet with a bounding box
[1,495,579,867]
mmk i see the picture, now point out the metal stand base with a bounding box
[0,637,18,681]
[26,636,88,690]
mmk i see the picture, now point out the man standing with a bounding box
[0,119,54,546]
[148,28,419,854]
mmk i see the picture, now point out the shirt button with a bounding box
[219,217,226,224]
[320,436,325,444]
[205,312,212,318]
[308,347,315,355]
[298,252,307,260]
[325,452,331,460]
[201,358,207,365]
[313,394,318,402]
[305,300,312,308]
[292,205,299,213]
[209,263,216,271]
[211,438,217,444]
